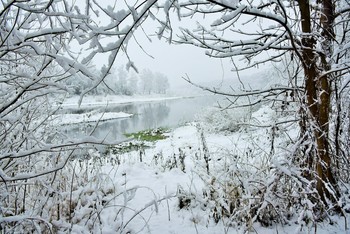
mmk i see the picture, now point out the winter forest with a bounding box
[1,0,350,233]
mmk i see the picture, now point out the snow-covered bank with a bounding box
[65,123,349,234]
[58,94,198,108]
[52,111,132,125]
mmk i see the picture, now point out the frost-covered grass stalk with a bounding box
[1,147,171,233]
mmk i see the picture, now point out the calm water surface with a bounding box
[63,96,222,142]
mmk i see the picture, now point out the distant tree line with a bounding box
[67,67,170,96]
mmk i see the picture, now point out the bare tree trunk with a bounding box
[297,0,339,203]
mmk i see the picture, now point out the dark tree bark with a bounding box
[297,0,339,203]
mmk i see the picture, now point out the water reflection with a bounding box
[141,102,170,129]
[62,96,219,142]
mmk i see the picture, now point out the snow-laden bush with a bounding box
[196,106,251,133]
[173,105,349,232]
[0,149,166,233]
[174,136,298,231]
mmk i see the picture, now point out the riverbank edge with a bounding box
[58,94,209,109]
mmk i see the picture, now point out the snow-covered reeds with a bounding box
[0,147,174,233]
[135,102,350,233]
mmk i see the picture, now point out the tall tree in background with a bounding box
[116,66,130,95]
[140,69,155,94]
[154,72,170,94]
[127,70,140,95]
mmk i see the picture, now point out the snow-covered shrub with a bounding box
[196,107,250,133]
[1,147,167,233]
[174,143,314,231]
[173,103,346,230]
[0,149,100,233]
[196,98,262,134]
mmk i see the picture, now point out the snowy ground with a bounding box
[38,94,350,234]
[65,104,350,234]
[52,112,133,125]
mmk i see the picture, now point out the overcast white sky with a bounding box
[91,1,265,89]
[88,2,234,87]
[124,31,233,87]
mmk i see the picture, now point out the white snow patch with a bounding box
[56,94,187,108]
[52,111,132,125]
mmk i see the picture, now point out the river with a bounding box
[62,96,222,142]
